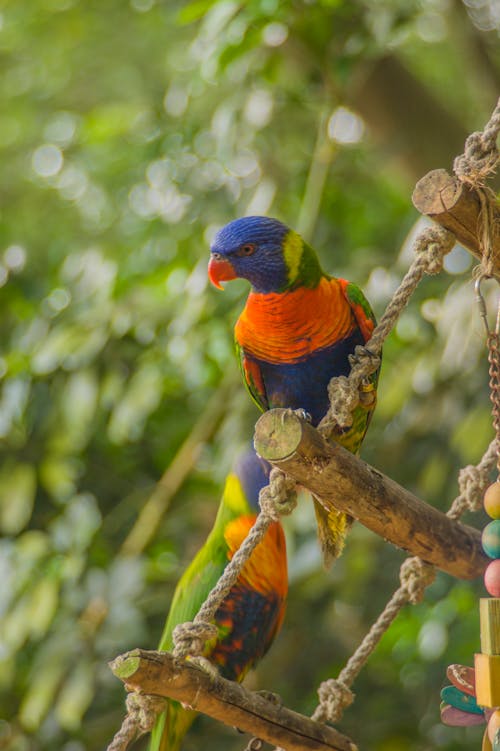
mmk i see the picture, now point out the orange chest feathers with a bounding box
[224,515,288,600]
[235,277,356,364]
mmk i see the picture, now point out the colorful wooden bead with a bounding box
[485,560,500,597]
[485,483,500,520]
[483,520,500,559]
[441,702,485,726]
[475,653,500,707]
[446,663,476,696]
[441,685,483,714]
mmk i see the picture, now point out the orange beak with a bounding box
[208,255,237,290]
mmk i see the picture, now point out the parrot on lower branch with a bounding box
[148,449,287,751]
[208,216,380,564]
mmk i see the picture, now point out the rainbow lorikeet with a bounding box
[148,449,287,751]
[208,216,379,564]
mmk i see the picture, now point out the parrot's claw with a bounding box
[293,408,312,422]
[187,655,220,682]
[255,689,283,707]
[356,344,378,359]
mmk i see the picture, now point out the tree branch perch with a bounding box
[254,409,488,580]
[109,649,356,751]
[412,168,500,275]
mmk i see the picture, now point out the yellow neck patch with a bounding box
[282,230,303,286]
[223,472,249,514]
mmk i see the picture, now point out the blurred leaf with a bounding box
[55,661,94,731]
[0,463,36,534]
[28,578,59,640]
[19,655,67,732]
[177,0,220,24]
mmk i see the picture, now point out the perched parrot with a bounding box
[208,216,379,564]
[148,449,288,751]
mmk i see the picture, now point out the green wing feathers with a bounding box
[149,462,287,751]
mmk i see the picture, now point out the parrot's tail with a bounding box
[148,700,195,751]
[313,497,353,568]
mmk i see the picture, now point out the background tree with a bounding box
[0,1,499,750]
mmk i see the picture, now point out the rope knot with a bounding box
[313,678,354,724]
[125,692,166,734]
[414,227,455,275]
[454,130,499,187]
[458,464,488,512]
[325,375,360,429]
[453,98,500,185]
[349,345,382,376]
[400,557,435,604]
[172,620,218,660]
[258,468,297,521]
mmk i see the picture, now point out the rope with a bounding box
[454,98,500,278]
[106,469,296,751]
[310,432,495,726]
[312,91,500,720]
[106,693,166,751]
[449,440,498,519]
[311,558,435,724]
[453,96,500,188]
[172,468,296,665]
[318,225,455,434]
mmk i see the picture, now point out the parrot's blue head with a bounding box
[209,216,309,294]
[233,448,270,512]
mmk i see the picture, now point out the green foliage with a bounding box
[0,0,499,749]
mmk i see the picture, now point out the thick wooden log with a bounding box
[110,649,356,751]
[412,168,500,274]
[254,409,488,580]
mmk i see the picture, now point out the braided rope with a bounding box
[311,96,500,719]
[107,693,166,751]
[172,469,296,661]
[453,96,500,187]
[311,558,435,724]
[310,433,496,727]
[318,225,455,435]
[106,469,296,751]
[449,440,498,519]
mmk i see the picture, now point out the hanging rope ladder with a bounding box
[107,97,500,751]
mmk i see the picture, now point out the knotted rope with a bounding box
[311,557,435,724]
[107,467,296,751]
[310,433,496,728]
[453,96,500,188]
[106,693,166,751]
[449,440,498,519]
[455,97,500,279]
[171,467,296,664]
[310,100,500,727]
[318,225,455,436]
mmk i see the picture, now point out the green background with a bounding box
[0,1,499,749]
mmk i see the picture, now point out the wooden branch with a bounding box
[254,410,488,581]
[110,649,356,751]
[412,168,500,274]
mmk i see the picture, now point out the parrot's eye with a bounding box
[235,243,256,257]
